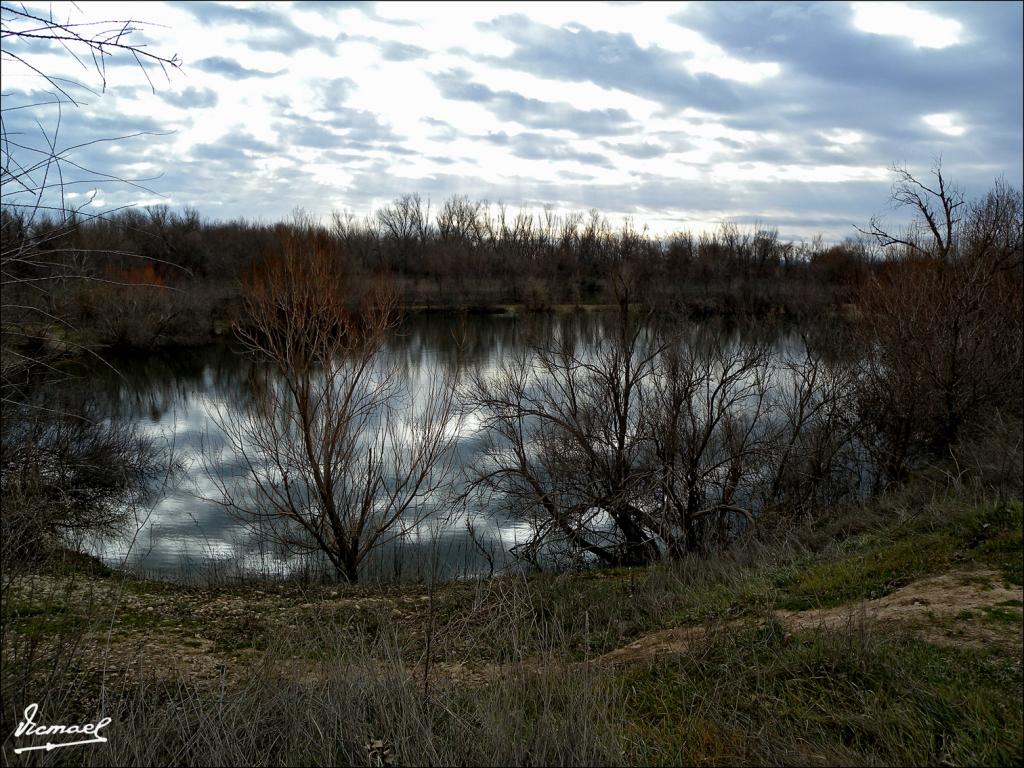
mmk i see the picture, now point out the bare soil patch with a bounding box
[593,569,1022,666]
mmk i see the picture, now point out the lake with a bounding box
[80,311,809,583]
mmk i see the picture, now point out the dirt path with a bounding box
[780,571,1019,628]
[12,567,1019,689]
[594,570,1022,666]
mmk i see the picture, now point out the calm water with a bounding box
[81,312,805,583]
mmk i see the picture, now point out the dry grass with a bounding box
[2,482,1021,766]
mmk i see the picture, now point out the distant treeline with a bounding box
[1,195,873,348]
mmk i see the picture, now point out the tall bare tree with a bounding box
[210,228,460,582]
[375,193,431,273]
[861,163,965,263]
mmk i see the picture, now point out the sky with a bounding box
[2,0,1022,240]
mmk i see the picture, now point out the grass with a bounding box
[774,535,956,609]
[774,499,1023,611]
[619,627,1022,766]
[2,482,1022,766]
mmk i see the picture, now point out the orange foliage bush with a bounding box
[106,263,165,286]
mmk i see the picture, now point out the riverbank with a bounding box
[18,275,853,356]
[2,476,1021,765]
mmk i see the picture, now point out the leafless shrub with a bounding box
[464,304,862,566]
[0,397,162,579]
[464,303,665,568]
[758,342,863,520]
[646,334,773,555]
[855,164,1023,482]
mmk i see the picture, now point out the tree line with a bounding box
[1,194,878,352]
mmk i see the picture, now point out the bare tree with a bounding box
[646,333,774,555]
[436,194,484,246]
[859,162,965,262]
[856,163,1023,478]
[209,229,460,582]
[466,301,864,567]
[375,193,431,272]
[464,304,665,568]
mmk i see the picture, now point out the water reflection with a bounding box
[78,312,806,582]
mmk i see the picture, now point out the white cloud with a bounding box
[850,2,963,49]
[922,113,967,137]
[822,129,864,146]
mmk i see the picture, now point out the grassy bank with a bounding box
[2,478,1021,766]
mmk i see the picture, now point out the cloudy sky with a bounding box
[2,1,1021,239]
